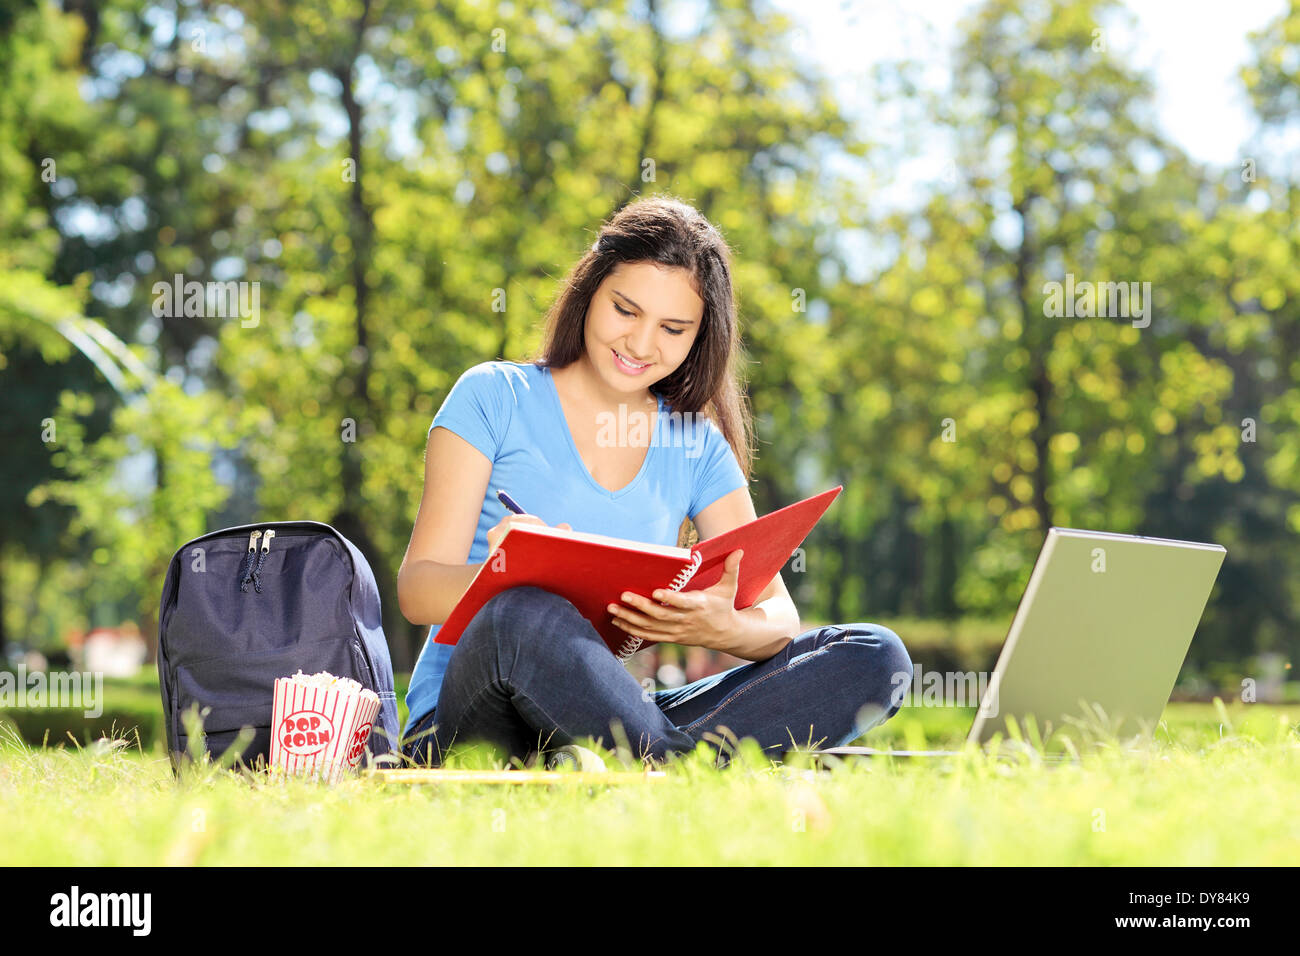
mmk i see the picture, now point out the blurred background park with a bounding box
[3,0,1300,748]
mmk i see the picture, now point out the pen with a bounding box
[497,489,526,515]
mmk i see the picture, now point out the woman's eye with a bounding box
[614,302,683,335]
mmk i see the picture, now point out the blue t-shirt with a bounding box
[402,360,750,737]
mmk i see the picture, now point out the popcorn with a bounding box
[269,669,381,783]
[287,669,365,695]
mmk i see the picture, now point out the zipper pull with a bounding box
[252,528,275,593]
[238,531,262,591]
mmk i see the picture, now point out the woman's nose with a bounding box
[628,320,656,360]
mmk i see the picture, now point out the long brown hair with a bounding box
[524,195,756,483]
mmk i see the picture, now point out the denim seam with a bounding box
[409,590,534,761]
[497,595,577,753]
[510,678,677,757]
[409,678,505,762]
[506,685,575,754]
[679,654,811,734]
[419,680,567,761]
[657,673,726,711]
[435,679,510,757]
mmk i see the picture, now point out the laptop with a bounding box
[791,527,1227,762]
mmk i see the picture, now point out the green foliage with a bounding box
[3,0,1300,678]
[28,381,238,633]
[0,674,165,751]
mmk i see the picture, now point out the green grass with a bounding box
[1,700,1297,865]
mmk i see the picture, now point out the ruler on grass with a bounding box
[365,768,670,786]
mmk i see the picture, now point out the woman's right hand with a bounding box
[487,514,572,555]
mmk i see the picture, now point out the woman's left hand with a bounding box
[607,549,744,654]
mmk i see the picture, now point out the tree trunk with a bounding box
[1014,194,1053,539]
[329,2,409,670]
[0,531,7,662]
[937,516,958,620]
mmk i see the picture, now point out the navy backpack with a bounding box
[157,520,401,773]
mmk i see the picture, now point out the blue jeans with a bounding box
[401,586,912,766]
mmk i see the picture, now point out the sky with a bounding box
[754,0,1289,280]
[768,0,1285,168]
[69,1,1292,297]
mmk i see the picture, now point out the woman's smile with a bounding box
[611,348,653,374]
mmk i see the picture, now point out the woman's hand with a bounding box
[607,549,745,654]
[487,514,571,555]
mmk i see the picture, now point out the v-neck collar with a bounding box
[540,364,662,499]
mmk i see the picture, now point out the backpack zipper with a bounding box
[235,528,279,592]
[163,523,352,640]
[237,531,262,591]
[249,528,275,593]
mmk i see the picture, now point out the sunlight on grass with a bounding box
[2,702,1297,865]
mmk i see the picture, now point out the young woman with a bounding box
[396,196,912,767]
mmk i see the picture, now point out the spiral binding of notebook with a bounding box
[615,549,704,664]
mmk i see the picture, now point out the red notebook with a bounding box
[434,486,843,661]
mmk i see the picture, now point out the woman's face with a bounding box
[581,260,704,401]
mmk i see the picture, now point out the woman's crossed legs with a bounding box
[401,586,912,767]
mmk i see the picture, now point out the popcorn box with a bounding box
[270,670,380,783]
[344,692,382,772]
